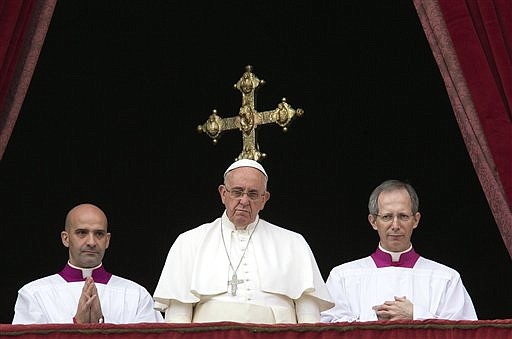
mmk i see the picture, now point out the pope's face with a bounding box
[219,166,269,229]
[61,205,110,268]
[368,189,420,252]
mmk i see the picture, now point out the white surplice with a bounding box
[13,274,164,324]
[320,255,478,322]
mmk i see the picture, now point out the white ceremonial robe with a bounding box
[153,212,333,323]
[13,274,164,324]
[320,255,478,322]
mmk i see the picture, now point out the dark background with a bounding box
[1,1,511,323]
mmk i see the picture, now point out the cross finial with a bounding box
[197,65,304,162]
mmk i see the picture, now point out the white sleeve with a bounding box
[436,273,478,320]
[134,286,165,323]
[413,304,436,320]
[12,288,51,324]
[164,300,193,323]
[295,294,320,323]
[320,269,358,322]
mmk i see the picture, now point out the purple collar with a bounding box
[371,247,420,268]
[58,263,112,284]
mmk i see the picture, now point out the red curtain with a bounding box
[0,0,56,160]
[414,0,512,258]
[439,0,512,205]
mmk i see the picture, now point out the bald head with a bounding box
[62,203,110,268]
[65,203,108,231]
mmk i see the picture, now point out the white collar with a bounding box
[378,243,413,262]
[221,211,259,232]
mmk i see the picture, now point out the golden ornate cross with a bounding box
[197,65,304,162]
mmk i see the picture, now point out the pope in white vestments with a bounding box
[153,159,333,323]
[321,179,477,322]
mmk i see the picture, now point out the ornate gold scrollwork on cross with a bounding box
[197,65,304,162]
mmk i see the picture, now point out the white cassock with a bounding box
[320,246,478,322]
[12,264,164,324]
[153,211,333,323]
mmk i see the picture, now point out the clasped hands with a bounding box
[372,296,413,321]
[74,277,104,324]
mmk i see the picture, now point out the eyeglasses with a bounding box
[225,187,265,201]
[376,213,415,223]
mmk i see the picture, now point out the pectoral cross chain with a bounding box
[228,273,244,296]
